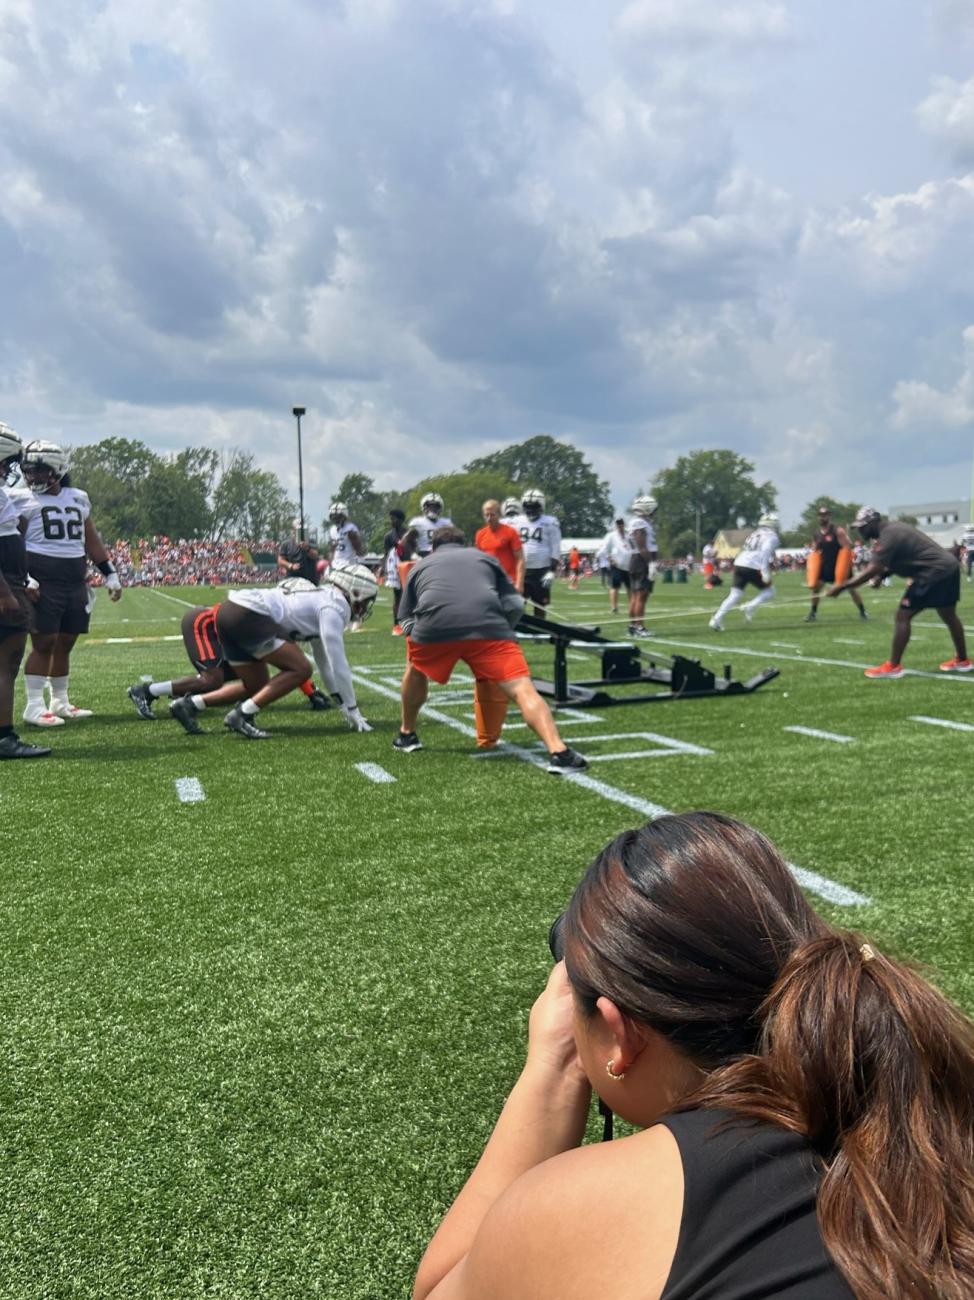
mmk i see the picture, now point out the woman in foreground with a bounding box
[414,812,974,1300]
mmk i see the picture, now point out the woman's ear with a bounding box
[595,996,648,1072]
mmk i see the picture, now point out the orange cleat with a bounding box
[864,661,904,679]
[939,658,973,673]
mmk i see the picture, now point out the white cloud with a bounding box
[917,76,974,164]
[615,0,792,47]
[891,326,974,430]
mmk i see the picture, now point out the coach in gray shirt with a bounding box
[394,526,587,774]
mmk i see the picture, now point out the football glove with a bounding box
[307,688,332,711]
[647,562,659,582]
[341,705,373,733]
[541,570,555,588]
[106,572,123,597]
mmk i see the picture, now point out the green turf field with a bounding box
[3,572,973,1297]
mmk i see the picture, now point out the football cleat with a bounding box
[127,683,156,719]
[223,706,270,739]
[48,701,93,720]
[547,747,588,775]
[392,730,422,753]
[708,617,724,632]
[939,658,973,673]
[864,661,904,679]
[169,696,204,734]
[23,704,65,727]
[0,732,52,759]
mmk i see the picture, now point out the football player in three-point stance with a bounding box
[627,495,659,637]
[709,513,781,631]
[18,440,122,727]
[0,425,50,759]
[167,565,378,739]
[517,489,561,618]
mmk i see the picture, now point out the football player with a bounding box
[326,502,364,569]
[502,497,522,521]
[709,513,780,630]
[19,440,122,726]
[805,505,866,622]
[627,495,659,637]
[382,507,408,634]
[0,425,50,759]
[125,582,332,721]
[167,564,377,738]
[406,493,454,559]
[517,489,561,617]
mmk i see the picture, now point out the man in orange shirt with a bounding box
[475,500,525,591]
[473,500,526,748]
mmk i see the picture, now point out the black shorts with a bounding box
[215,601,285,665]
[900,568,961,612]
[732,566,770,591]
[629,554,654,594]
[524,568,552,607]
[0,586,32,641]
[609,565,630,591]
[181,606,237,680]
[31,580,91,635]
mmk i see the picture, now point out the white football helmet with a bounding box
[327,562,379,622]
[0,423,22,485]
[632,495,658,519]
[23,439,69,490]
[329,501,348,522]
[502,496,521,518]
[758,512,780,530]
[277,577,318,594]
[521,489,545,520]
[420,492,444,518]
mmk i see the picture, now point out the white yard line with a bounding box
[832,638,865,646]
[770,642,800,650]
[174,777,206,803]
[909,715,974,733]
[785,725,855,744]
[354,762,398,783]
[350,671,872,908]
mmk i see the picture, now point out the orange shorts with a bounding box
[406,638,530,685]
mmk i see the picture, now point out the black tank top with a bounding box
[659,1108,854,1298]
[815,527,840,569]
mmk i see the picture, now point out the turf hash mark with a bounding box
[354,762,398,783]
[784,726,855,744]
[174,777,206,803]
[909,716,974,733]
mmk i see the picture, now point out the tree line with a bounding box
[63,434,865,554]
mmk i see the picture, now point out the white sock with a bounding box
[50,675,70,705]
[715,588,744,620]
[190,695,206,711]
[745,586,776,613]
[25,674,47,707]
[148,681,173,698]
[240,699,260,716]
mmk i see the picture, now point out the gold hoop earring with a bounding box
[605,1059,626,1081]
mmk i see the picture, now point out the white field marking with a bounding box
[354,762,397,783]
[105,637,133,644]
[642,634,974,685]
[146,588,198,608]
[350,671,871,907]
[493,707,605,729]
[174,777,206,803]
[473,730,713,761]
[567,652,588,662]
[770,642,800,650]
[785,725,855,744]
[832,638,865,646]
[909,715,974,733]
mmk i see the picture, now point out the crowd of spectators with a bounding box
[94,537,278,587]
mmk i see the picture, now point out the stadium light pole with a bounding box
[292,407,306,541]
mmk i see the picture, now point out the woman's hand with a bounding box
[525,961,590,1090]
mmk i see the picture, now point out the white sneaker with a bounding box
[709,617,724,632]
[23,703,66,727]
[49,700,94,720]
[743,605,754,622]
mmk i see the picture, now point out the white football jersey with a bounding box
[0,486,32,535]
[228,584,350,640]
[518,514,561,568]
[702,543,715,562]
[22,486,91,558]
[626,515,656,554]
[735,527,779,572]
[328,521,360,565]
[408,513,454,555]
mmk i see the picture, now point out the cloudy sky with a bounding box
[2,0,973,527]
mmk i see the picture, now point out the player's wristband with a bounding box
[96,560,116,577]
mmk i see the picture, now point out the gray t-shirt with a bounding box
[398,544,524,643]
[872,522,958,583]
